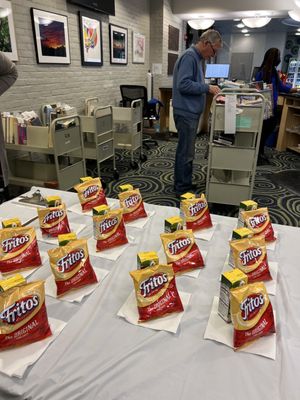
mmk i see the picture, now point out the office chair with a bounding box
[120,85,162,149]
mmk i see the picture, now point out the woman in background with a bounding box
[256,47,298,164]
[0,52,18,200]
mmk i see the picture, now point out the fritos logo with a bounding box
[167,237,191,255]
[0,295,39,324]
[139,273,168,297]
[83,185,99,199]
[124,194,140,208]
[1,235,30,253]
[43,209,64,225]
[240,294,264,321]
[249,214,267,229]
[57,249,85,273]
[239,247,262,266]
[98,217,118,234]
[188,201,207,217]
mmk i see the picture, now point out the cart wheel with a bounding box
[140,154,147,162]
[130,161,139,169]
[113,170,119,180]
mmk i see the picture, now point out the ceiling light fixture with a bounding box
[187,19,215,30]
[244,34,250,37]
[236,23,245,28]
[242,17,271,28]
[288,10,300,22]
[241,29,249,33]
[294,0,300,8]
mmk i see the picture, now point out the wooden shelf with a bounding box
[287,146,300,153]
[286,128,300,136]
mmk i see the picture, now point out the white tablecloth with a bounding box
[0,186,299,400]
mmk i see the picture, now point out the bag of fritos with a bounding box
[93,208,128,251]
[242,207,276,242]
[0,280,52,350]
[118,189,147,222]
[230,282,275,349]
[0,227,42,274]
[160,230,204,274]
[181,193,212,231]
[48,239,98,297]
[229,235,272,282]
[130,264,183,322]
[38,203,71,237]
[74,177,107,212]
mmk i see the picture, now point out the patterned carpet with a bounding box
[87,134,300,227]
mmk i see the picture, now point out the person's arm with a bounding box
[0,52,18,96]
[176,53,209,95]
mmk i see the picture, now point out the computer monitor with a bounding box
[251,66,260,82]
[205,64,230,79]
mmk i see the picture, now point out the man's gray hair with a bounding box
[199,29,222,46]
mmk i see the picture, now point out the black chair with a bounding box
[120,85,162,149]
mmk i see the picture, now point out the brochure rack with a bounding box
[206,90,265,205]
[113,99,146,169]
[5,115,86,190]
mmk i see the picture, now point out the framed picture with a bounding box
[0,0,18,60]
[79,11,102,66]
[109,23,127,65]
[132,32,145,64]
[31,8,70,64]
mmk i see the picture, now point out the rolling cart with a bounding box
[112,99,147,169]
[206,89,266,206]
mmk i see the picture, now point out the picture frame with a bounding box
[132,32,145,64]
[109,23,127,65]
[79,11,102,66]
[0,0,18,61]
[31,8,70,64]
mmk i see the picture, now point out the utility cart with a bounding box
[5,115,86,190]
[79,98,118,179]
[112,99,147,169]
[206,89,266,206]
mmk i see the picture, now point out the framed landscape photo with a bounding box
[31,8,70,64]
[132,32,145,64]
[0,0,18,60]
[109,23,127,64]
[79,11,102,66]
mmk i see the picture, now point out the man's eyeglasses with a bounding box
[208,42,216,56]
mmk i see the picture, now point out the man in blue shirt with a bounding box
[172,29,222,196]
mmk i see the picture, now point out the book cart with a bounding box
[5,114,86,190]
[112,99,147,169]
[206,89,266,205]
[79,97,119,179]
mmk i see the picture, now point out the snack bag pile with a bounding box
[93,208,128,251]
[74,177,107,212]
[118,188,147,223]
[230,282,275,349]
[242,207,276,242]
[181,193,212,231]
[160,230,204,274]
[0,280,52,350]
[229,236,272,282]
[130,264,183,322]
[48,239,98,297]
[0,226,42,274]
[38,197,71,238]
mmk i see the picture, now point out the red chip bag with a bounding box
[181,193,212,231]
[74,177,107,212]
[48,239,98,297]
[242,207,276,242]
[93,208,128,251]
[130,264,184,322]
[230,235,272,282]
[160,229,204,274]
[118,189,147,222]
[0,227,42,274]
[0,281,52,350]
[38,203,71,238]
[230,282,275,349]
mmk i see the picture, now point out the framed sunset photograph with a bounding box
[0,0,18,61]
[79,11,102,66]
[109,23,127,65]
[31,8,70,64]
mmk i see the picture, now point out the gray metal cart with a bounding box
[112,99,147,169]
[206,90,266,205]
[5,115,86,190]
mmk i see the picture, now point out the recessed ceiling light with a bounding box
[233,19,241,21]
[297,28,300,31]
[241,29,249,33]
[244,33,250,36]
[295,32,300,35]
[237,23,244,28]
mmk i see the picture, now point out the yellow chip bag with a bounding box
[118,189,147,222]
[38,203,70,238]
[242,207,276,242]
[180,193,212,231]
[74,177,107,212]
